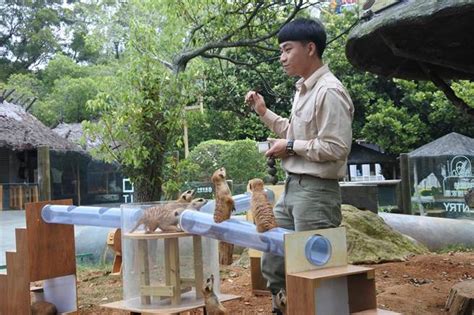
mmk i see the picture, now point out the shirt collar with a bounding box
[295,64,329,95]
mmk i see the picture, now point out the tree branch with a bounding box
[173,0,305,72]
[418,62,474,117]
[131,42,174,71]
[201,52,278,67]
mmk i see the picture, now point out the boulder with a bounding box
[342,204,429,264]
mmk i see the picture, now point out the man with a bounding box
[245,18,354,314]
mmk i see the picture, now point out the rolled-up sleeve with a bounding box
[259,109,290,139]
[293,88,353,162]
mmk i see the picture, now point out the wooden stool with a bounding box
[124,231,204,306]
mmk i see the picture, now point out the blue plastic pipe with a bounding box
[42,190,332,265]
[41,191,274,228]
[180,209,289,256]
[41,205,123,228]
[180,210,332,266]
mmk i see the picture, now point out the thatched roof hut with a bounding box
[408,132,474,158]
[0,101,83,152]
[407,132,474,187]
[53,122,101,152]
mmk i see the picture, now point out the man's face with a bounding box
[279,41,313,77]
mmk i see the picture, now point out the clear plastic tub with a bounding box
[120,202,220,310]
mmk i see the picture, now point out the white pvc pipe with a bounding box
[380,213,474,250]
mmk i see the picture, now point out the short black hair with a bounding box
[278,18,327,58]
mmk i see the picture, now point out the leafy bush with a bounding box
[187,139,232,181]
[221,139,267,183]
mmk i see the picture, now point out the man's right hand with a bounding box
[245,91,267,116]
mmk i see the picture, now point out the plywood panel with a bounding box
[352,309,401,315]
[192,236,204,299]
[0,274,8,315]
[287,274,317,315]
[101,293,240,314]
[290,265,373,280]
[284,227,347,274]
[348,271,377,313]
[25,199,76,281]
[250,257,269,295]
[6,229,30,315]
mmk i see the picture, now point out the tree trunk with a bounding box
[445,280,474,315]
[219,241,234,265]
[133,175,162,203]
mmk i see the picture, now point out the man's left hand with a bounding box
[265,138,288,158]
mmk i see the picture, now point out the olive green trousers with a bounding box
[261,173,342,293]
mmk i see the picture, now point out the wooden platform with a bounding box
[101,293,240,314]
[352,309,401,315]
[123,231,192,240]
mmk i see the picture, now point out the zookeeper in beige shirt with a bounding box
[245,18,354,315]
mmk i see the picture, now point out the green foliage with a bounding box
[171,139,267,185]
[436,244,473,254]
[5,73,46,99]
[40,76,100,125]
[221,139,267,183]
[84,34,198,201]
[186,140,232,181]
[361,99,428,154]
[0,2,64,80]
[40,54,89,90]
[162,155,201,200]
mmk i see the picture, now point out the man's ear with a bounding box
[307,41,317,57]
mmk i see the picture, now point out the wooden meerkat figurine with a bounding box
[248,178,278,232]
[211,167,235,223]
[202,274,227,315]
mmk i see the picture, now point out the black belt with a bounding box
[287,172,321,179]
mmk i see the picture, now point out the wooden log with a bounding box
[445,280,474,315]
[38,146,51,201]
[219,241,234,265]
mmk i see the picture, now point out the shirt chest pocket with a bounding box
[291,107,317,138]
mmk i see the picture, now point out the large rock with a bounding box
[342,204,429,264]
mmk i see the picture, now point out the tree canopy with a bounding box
[1,1,473,201]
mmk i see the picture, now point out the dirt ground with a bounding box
[77,252,473,315]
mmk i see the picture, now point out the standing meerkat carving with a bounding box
[248,178,278,232]
[129,197,207,233]
[202,274,227,315]
[211,167,235,223]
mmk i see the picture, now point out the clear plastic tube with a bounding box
[41,191,273,228]
[41,205,122,228]
[180,210,290,256]
[180,210,332,265]
[200,190,275,215]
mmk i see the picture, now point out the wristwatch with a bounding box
[286,139,295,156]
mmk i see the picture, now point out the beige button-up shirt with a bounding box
[260,64,354,179]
